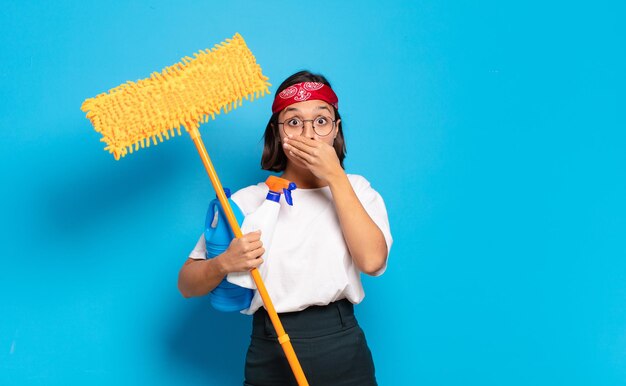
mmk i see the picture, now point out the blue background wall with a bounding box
[1,1,625,385]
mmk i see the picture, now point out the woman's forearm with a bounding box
[178,256,226,298]
[328,173,388,275]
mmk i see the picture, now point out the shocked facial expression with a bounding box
[276,99,340,167]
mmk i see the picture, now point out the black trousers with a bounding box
[243,299,377,386]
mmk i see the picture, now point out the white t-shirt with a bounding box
[189,174,393,315]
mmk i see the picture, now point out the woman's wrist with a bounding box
[326,168,348,188]
[212,253,229,276]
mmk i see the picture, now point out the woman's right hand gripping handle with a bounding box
[217,230,265,274]
[177,231,264,298]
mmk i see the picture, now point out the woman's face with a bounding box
[276,99,341,167]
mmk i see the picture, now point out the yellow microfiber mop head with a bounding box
[81,33,271,160]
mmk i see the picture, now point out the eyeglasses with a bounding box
[277,116,336,137]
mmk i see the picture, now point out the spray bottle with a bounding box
[204,188,253,312]
[227,176,296,289]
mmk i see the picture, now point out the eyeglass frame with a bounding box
[276,116,337,137]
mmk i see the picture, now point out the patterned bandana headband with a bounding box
[271,82,339,114]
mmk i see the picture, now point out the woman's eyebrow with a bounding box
[284,105,330,115]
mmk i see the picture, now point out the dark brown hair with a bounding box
[261,70,346,171]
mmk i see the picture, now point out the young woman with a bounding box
[178,71,393,386]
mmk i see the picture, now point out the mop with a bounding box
[81,33,309,386]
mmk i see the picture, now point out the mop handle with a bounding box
[188,126,309,386]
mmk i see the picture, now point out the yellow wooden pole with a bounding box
[188,125,309,386]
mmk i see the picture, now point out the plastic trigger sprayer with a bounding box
[227,175,297,289]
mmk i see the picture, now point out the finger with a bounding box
[287,135,319,147]
[244,240,263,252]
[246,247,265,260]
[284,137,317,155]
[287,146,313,164]
[284,139,315,160]
[248,257,264,269]
[243,230,262,242]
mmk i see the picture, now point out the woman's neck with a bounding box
[280,164,328,189]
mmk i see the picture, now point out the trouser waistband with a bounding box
[252,299,357,339]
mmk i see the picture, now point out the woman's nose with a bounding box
[302,121,316,139]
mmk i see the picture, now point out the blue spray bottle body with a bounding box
[204,188,253,312]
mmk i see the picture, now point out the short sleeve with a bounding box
[188,234,207,260]
[230,183,267,216]
[348,175,393,276]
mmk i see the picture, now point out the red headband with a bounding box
[271,82,338,114]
